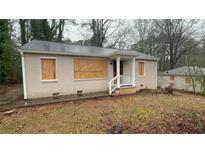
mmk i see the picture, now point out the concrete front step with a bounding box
[112,87,138,96]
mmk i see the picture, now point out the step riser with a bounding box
[112,87,138,96]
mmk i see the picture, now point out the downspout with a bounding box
[132,57,136,87]
[156,61,158,90]
[20,52,28,104]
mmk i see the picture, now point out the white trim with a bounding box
[40,57,57,59]
[40,57,58,81]
[21,52,27,100]
[109,75,118,95]
[138,61,146,77]
[116,57,120,88]
[155,62,158,90]
[41,79,58,83]
[132,57,136,87]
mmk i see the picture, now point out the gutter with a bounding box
[17,49,109,58]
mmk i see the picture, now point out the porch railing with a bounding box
[120,75,132,85]
[109,75,119,95]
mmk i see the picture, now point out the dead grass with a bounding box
[0,91,205,133]
[0,86,8,95]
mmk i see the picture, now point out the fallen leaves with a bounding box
[0,91,205,133]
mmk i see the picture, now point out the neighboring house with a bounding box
[158,66,205,93]
[18,40,157,100]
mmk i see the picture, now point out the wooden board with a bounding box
[138,62,144,76]
[41,59,56,80]
[112,87,137,96]
[74,58,108,80]
[170,76,175,81]
[185,77,192,84]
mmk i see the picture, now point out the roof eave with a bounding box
[18,49,158,61]
[17,49,109,58]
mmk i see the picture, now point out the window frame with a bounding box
[138,61,145,77]
[40,57,57,82]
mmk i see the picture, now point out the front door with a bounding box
[113,60,123,77]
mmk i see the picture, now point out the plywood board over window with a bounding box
[41,58,56,80]
[170,76,175,81]
[138,62,145,76]
[74,58,108,80]
[185,77,192,84]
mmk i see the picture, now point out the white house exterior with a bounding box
[158,66,205,93]
[18,40,158,99]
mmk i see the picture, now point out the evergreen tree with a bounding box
[19,19,30,45]
[30,19,58,41]
[0,20,17,84]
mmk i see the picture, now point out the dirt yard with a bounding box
[0,84,23,106]
[0,84,23,112]
[0,89,205,134]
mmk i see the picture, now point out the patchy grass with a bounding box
[1,91,205,133]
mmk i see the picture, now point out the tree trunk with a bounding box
[19,19,27,45]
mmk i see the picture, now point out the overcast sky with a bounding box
[63,20,91,41]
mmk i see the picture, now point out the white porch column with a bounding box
[116,57,120,88]
[132,57,136,87]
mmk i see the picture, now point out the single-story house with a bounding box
[18,40,158,100]
[158,66,205,93]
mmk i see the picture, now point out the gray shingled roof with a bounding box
[159,66,205,76]
[18,40,157,60]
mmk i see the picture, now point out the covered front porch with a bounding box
[109,56,136,95]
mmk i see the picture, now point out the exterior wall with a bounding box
[108,59,157,88]
[24,53,112,99]
[158,75,202,92]
[23,53,158,98]
[135,60,157,90]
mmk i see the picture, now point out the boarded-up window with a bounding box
[170,76,175,81]
[138,62,145,76]
[41,58,56,80]
[74,58,108,80]
[185,77,192,84]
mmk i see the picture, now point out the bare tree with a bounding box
[186,53,205,94]
[90,19,122,47]
[186,55,196,93]
[56,19,65,42]
[107,21,134,49]
[155,19,204,69]
[132,19,154,52]
[81,19,133,47]
[56,19,76,42]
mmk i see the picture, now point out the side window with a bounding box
[41,58,56,80]
[170,76,175,82]
[138,62,145,76]
[185,77,192,84]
